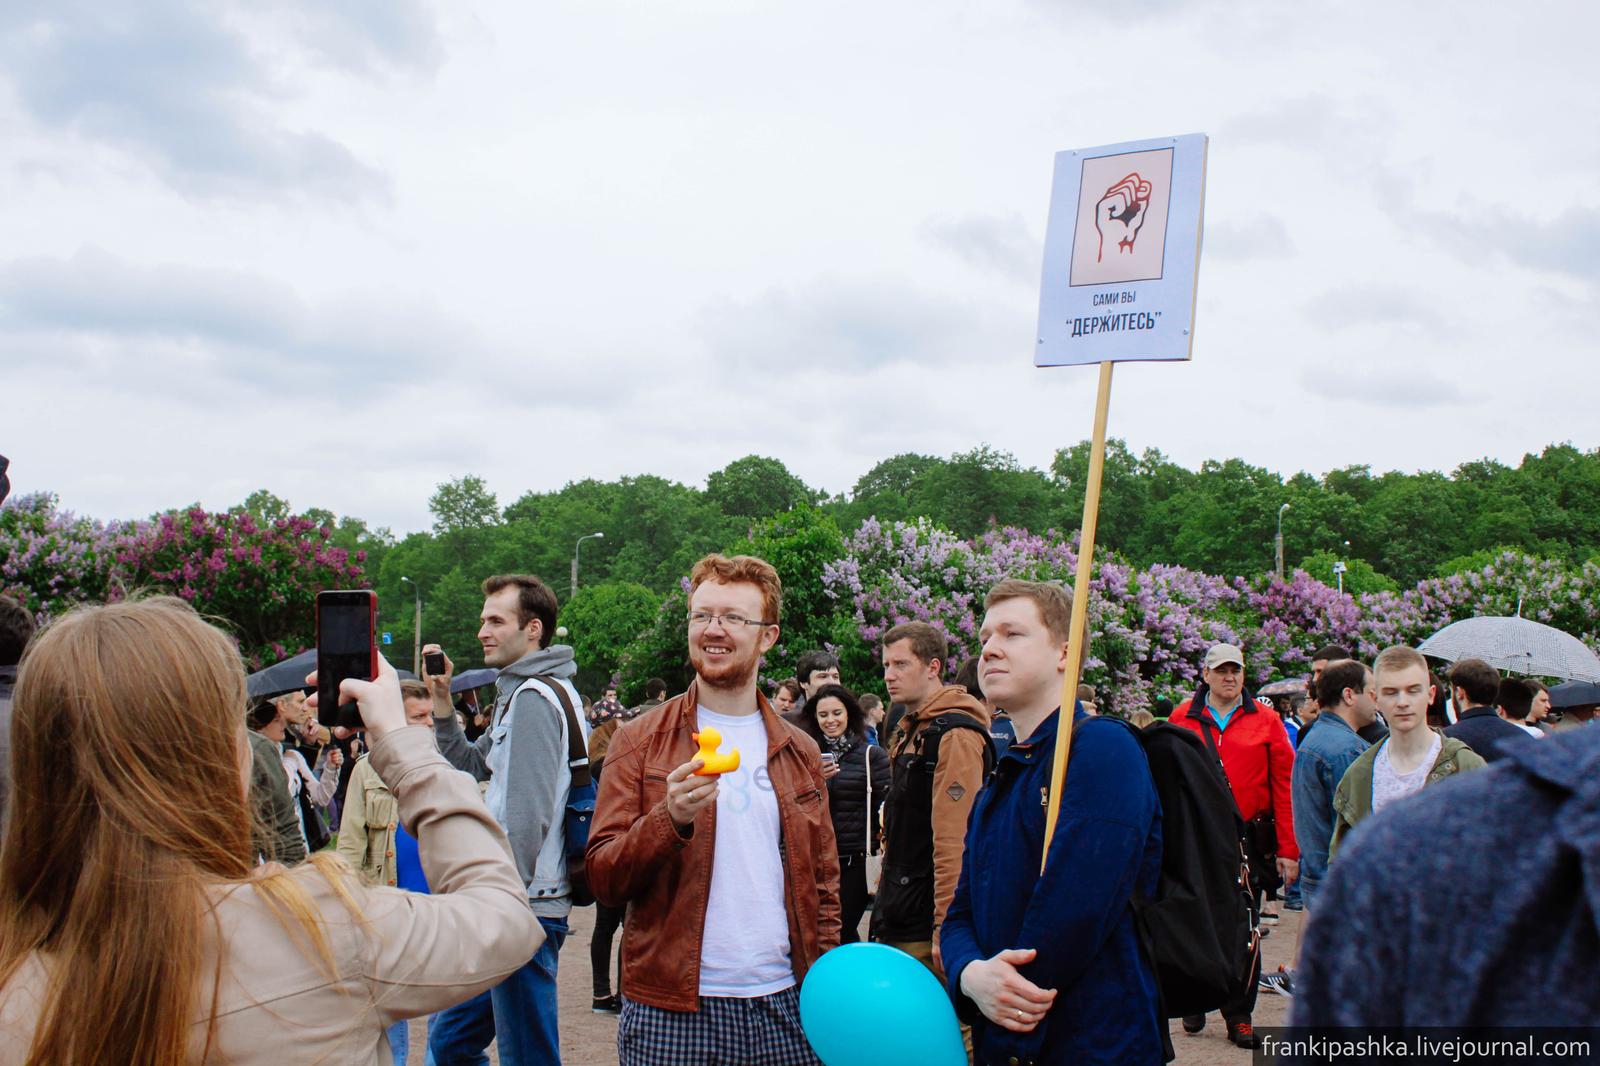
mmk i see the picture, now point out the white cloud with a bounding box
[4,0,1599,532]
[1205,215,1294,261]
[0,0,438,199]
[922,214,1042,284]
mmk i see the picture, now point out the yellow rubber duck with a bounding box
[692,727,741,775]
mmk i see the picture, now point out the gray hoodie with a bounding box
[434,644,578,917]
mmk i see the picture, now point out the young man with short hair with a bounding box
[1497,678,1544,739]
[1169,643,1298,1046]
[940,580,1163,1066]
[795,650,841,700]
[1297,644,1348,747]
[422,573,582,1066]
[1442,657,1530,763]
[1329,646,1486,857]
[771,677,803,717]
[871,620,990,977]
[1309,645,1350,683]
[1527,680,1554,734]
[588,554,838,1066]
[1291,661,1375,914]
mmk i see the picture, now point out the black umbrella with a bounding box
[246,649,316,700]
[452,668,498,694]
[1549,679,1600,708]
[248,649,414,700]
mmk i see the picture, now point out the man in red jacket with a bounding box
[1168,643,1298,1048]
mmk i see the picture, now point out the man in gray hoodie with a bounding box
[423,573,583,1066]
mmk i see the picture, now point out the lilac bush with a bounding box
[0,493,136,624]
[1,495,367,668]
[826,521,1600,715]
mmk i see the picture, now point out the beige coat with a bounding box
[337,754,401,888]
[0,726,542,1066]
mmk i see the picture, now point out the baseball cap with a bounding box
[1204,644,1245,670]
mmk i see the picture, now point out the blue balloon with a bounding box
[799,942,967,1066]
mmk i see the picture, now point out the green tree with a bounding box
[915,445,1055,538]
[615,588,693,703]
[238,490,291,523]
[705,456,814,520]
[1051,438,1149,555]
[561,583,662,695]
[430,475,503,535]
[1297,550,1398,595]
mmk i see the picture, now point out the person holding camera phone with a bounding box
[0,596,542,1065]
[419,574,585,1066]
[799,684,890,944]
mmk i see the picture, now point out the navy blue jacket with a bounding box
[941,707,1163,1066]
[1294,726,1600,1025]
[1289,711,1369,899]
[1442,704,1532,764]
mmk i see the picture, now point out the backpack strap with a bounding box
[916,713,997,777]
[1195,713,1231,790]
[523,675,592,790]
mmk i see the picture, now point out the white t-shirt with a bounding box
[1516,721,1544,739]
[695,706,793,998]
[1371,730,1442,814]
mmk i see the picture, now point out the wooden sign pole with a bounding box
[1040,358,1114,873]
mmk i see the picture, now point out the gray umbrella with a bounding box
[1417,616,1600,682]
[246,649,317,700]
[451,668,498,694]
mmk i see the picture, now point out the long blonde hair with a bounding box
[0,597,351,1066]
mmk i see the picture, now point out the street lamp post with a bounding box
[571,532,604,598]
[399,576,421,677]
[1334,540,1351,595]
[1275,503,1291,582]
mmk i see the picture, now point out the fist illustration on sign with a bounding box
[1094,173,1153,262]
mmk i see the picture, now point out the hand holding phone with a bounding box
[305,656,407,745]
[421,643,454,706]
[315,590,379,728]
[819,751,840,780]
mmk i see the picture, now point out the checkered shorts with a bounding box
[617,986,823,1066]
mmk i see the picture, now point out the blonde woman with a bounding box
[0,597,542,1066]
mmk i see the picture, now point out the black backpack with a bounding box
[1097,719,1257,1056]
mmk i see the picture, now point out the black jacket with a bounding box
[1442,705,1532,763]
[824,734,890,857]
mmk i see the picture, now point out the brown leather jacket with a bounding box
[586,681,842,1011]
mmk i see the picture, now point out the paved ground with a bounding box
[405,904,1304,1065]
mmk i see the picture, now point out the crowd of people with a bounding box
[0,542,1596,1066]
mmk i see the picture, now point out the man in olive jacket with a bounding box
[1329,646,1486,859]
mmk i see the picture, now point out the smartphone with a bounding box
[316,590,379,728]
[820,752,837,769]
[424,649,446,677]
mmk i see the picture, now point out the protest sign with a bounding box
[1035,133,1208,869]
[1035,133,1207,368]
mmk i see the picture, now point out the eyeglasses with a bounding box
[687,611,776,629]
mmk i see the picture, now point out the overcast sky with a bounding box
[4,0,1597,535]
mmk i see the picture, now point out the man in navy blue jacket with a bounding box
[940,580,1163,1066]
